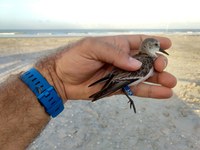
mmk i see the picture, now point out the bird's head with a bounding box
[140,38,169,58]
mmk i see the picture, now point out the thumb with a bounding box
[92,40,142,71]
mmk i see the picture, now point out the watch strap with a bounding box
[20,68,64,118]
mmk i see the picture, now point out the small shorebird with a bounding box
[89,38,169,113]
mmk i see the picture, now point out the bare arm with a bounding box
[0,75,50,149]
[0,35,177,149]
[0,49,68,149]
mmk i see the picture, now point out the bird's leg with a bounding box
[122,86,136,113]
[125,92,137,113]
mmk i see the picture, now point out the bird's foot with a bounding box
[127,98,136,113]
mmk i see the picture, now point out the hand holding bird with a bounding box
[54,35,176,102]
[89,38,169,112]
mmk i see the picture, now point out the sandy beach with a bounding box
[0,35,200,150]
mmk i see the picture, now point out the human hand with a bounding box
[55,35,177,101]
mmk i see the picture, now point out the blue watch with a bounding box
[20,68,64,118]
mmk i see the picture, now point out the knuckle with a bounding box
[82,37,99,46]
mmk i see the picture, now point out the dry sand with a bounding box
[0,35,200,150]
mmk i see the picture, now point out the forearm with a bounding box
[0,75,50,149]
[0,50,68,149]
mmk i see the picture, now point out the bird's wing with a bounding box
[89,54,154,101]
[89,68,148,101]
[89,78,138,101]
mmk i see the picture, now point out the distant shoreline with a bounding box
[1,29,200,38]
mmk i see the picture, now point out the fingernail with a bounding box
[129,57,142,68]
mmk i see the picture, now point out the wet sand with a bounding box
[0,35,199,150]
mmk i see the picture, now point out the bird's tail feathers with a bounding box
[88,73,112,87]
[90,79,138,102]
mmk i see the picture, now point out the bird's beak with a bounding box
[159,48,169,55]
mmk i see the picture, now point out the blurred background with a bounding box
[0,0,200,36]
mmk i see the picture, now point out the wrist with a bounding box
[34,54,68,103]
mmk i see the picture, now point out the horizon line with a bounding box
[1,28,200,30]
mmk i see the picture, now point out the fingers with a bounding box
[84,35,171,72]
[125,35,172,50]
[131,83,173,99]
[147,71,177,88]
[114,71,176,99]
[135,70,177,98]
[114,83,173,99]
[154,55,168,72]
[86,38,142,71]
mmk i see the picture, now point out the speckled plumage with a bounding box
[89,53,154,99]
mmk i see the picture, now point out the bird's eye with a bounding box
[155,43,158,47]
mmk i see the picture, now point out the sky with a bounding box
[0,0,200,29]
